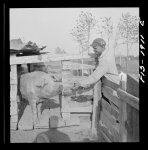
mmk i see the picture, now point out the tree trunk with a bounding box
[120,55,122,66]
[108,38,109,51]
[81,47,84,77]
[88,26,90,54]
[126,42,128,74]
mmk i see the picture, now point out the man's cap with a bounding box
[90,38,106,48]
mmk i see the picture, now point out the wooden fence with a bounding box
[96,74,139,142]
[10,54,139,142]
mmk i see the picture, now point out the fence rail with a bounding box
[97,75,139,142]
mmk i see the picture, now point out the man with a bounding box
[73,38,120,89]
[116,64,127,91]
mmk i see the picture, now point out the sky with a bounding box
[10,7,139,56]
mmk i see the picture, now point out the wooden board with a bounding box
[11,122,18,130]
[92,81,101,136]
[10,65,17,84]
[101,76,120,91]
[99,125,113,142]
[102,108,118,126]
[10,84,18,101]
[102,86,120,108]
[10,53,91,65]
[100,112,120,142]
[61,104,92,113]
[99,126,112,142]
[63,62,94,70]
[117,89,139,110]
[119,99,127,142]
[126,104,139,142]
[126,74,139,98]
[11,114,18,123]
[101,98,119,120]
[10,101,18,116]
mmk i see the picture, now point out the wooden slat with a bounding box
[102,86,120,107]
[10,101,18,116]
[101,76,120,91]
[11,122,18,130]
[10,84,17,101]
[101,98,119,120]
[99,121,116,142]
[100,127,111,142]
[10,54,91,65]
[63,62,94,70]
[10,65,17,84]
[61,105,92,113]
[119,97,127,142]
[92,81,102,135]
[126,74,139,98]
[117,89,139,110]
[126,104,139,142]
[102,108,118,126]
[100,112,120,142]
[11,114,18,123]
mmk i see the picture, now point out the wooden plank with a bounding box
[117,89,139,110]
[10,84,18,101]
[92,81,102,136]
[63,62,94,70]
[126,104,139,142]
[11,114,18,123]
[102,108,118,126]
[10,101,18,116]
[99,121,114,142]
[119,98,127,142]
[11,122,18,130]
[10,54,91,65]
[101,98,119,120]
[10,65,17,84]
[101,76,120,91]
[102,86,120,107]
[61,96,70,111]
[100,128,112,142]
[126,74,139,98]
[100,112,120,142]
[71,113,91,117]
[61,105,92,113]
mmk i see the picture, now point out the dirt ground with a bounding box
[11,126,100,143]
[11,95,101,143]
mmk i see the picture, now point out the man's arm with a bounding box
[80,59,109,87]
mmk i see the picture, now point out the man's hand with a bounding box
[72,82,81,90]
[72,81,89,90]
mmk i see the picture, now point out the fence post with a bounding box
[92,80,102,137]
[119,99,127,142]
[10,64,18,130]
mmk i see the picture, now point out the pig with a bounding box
[20,71,63,129]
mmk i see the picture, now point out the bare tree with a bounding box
[71,11,96,76]
[117,12,139,73]
[71,11,96,54]
[100,17,113,51]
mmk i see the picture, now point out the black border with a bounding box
[3,3,144,145]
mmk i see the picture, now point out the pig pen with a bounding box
[10,60,100,143]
